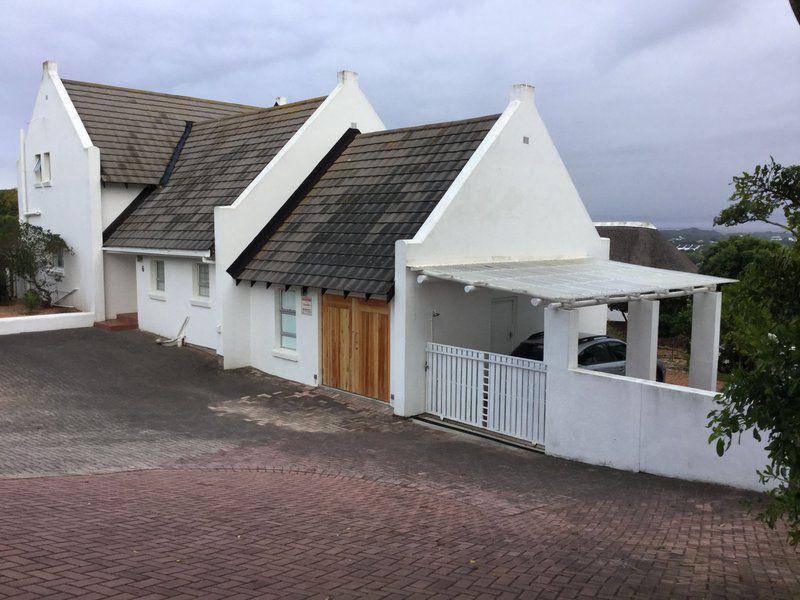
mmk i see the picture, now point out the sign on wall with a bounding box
[301,295,312,316]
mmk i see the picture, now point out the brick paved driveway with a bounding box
[0,329,798,598]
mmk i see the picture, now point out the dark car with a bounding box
[510,332,665,382]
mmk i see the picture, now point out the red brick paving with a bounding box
[1,469,798,599]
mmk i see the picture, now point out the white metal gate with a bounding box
[425,342,547,446]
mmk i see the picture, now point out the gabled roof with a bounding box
[104,97,326,252]
[595,223,698,273]
[62,79,263,184]
[228,114,500,296]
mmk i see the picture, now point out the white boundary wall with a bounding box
[545,368,769,490]
[0,312,95,335]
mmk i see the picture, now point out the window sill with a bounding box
[34,183,42,188]
[148,292,167,302]
[190,298,211,309]
[42,182,51,188]
[272,348,299,362]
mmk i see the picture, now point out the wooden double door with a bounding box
[321,295,390,402]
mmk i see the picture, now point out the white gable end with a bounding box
[408,85,606,267]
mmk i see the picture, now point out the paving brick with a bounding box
[1,329,799,598]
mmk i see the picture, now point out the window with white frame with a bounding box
[33,153,51,186]
[194,263,210,298]
[53,249,65,271]
[278,289,297,351]
[151,259,165,293]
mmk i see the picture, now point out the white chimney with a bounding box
[510,83,535,104]
[274,96,287,106]
[42,60,58,80]
[337,70,359,86]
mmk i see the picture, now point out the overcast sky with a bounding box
[1,1,798,228]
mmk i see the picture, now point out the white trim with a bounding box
[411,101,519,245]
[271,348,299,362]
[103,246,211,258]
[43,61,93,150]
[190,298,211,309]
[226,78,385,211]
[148,293,167,302]
[594,221,657,229]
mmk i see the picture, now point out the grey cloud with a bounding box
[1,0,798,229]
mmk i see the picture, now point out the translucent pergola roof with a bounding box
[412,258,734,308]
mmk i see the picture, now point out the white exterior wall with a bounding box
[249,286,320,386]
[17,62,105,319]
[136,256,220,350]
[101,183,143,229]
[393,85,610,416]
[103,253,137,319]
[215,71,384,367]
[544,367,769,490]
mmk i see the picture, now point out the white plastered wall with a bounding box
[101,184,144,318]
[136,256,220,350]
[249,286,321,386]
[215,71,384,368]
[17,61,105,319]
[393,85,609,416]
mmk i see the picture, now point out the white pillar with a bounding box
[689,291,722,391]
[626,299,659,380]
[544,306,579,370]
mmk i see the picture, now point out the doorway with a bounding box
[490,297,516,354]
[321,295,390,401]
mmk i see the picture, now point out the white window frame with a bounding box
[274,288,298,359]
[33,152,51,187]
[41,152,51,185]
[33,154,42,186]
[149,259,166,300]
[51,249,65,274]
[191,262,211,308]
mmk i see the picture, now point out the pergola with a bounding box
[412,258,734,390]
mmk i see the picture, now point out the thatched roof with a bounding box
[595,222,698,273]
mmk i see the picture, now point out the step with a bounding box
[116,312,139,325]
[94,317,138,332]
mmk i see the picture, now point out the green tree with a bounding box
[0,221,71,307]
[714,158,800,237]
[0,189,18,218]
[708,160,800,544]
[699,235,783,280]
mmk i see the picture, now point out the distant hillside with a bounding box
[661,227,796,253]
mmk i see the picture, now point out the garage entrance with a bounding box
[321,295,390,401]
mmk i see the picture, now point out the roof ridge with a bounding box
[360,113,501,138]
[191,96,328,128]
[61,78,266,110]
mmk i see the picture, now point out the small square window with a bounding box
[278,289,297,351]
[151,260,165,292]
[54,249,65,270]
[195,263,210,298]
[41,153,51,184]
[33,153,51,186]
[33,154,42,185]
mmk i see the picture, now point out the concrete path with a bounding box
[0,329,797,598]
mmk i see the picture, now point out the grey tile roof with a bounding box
[231,114,500,296]
[62,79,264,184]
[104,97,326,251]
[596,225,698,273]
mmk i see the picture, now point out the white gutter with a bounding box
[103,246,211,259]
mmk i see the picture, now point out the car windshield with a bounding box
[511,340,544,361]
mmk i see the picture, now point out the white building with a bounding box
[17,62,767,490]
